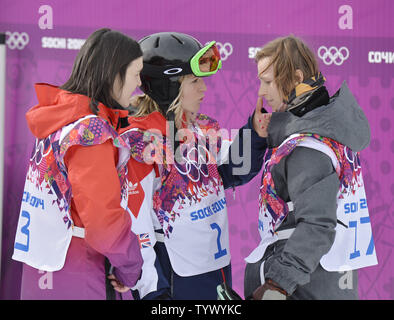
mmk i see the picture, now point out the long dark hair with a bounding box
[61,28,142,113]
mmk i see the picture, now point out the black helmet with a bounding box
[138,32,203,114]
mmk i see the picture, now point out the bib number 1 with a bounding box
[210,223,227,260]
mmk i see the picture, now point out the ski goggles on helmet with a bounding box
[189,41,222,76]
[141,41,222,78]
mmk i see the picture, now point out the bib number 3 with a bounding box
[14,210,31,252]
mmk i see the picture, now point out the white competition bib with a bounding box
[12,142,73,272]
[298,137,378,271]
[13,116,130,272]
[320,164,378,271]
[164,190,230,276]
[245,135,378,272]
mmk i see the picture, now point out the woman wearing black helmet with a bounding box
[119,32,268,300]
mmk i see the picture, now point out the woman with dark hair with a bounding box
[12,28,144,299]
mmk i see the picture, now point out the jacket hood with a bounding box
[26,83,128,139]
[122,111,168,136]
[268,81,370,152]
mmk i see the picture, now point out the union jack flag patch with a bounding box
[137,233,151,249]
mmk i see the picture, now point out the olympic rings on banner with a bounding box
[318,46,349,66]
[206,41,233,61]
[5,31,29,50]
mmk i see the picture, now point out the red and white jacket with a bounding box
[120,111,231,298]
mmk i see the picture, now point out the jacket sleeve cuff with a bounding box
[264,258,310,296]
[113,266,142,288]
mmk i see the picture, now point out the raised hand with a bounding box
[252,97,272,138]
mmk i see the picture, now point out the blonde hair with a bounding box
[255,35,319,98]
[132,76,187,128]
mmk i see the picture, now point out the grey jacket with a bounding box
[263,82,370,298]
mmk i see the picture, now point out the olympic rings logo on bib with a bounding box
[174,144,211,183]
[344,146,361,170]
[30,138,52,166]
